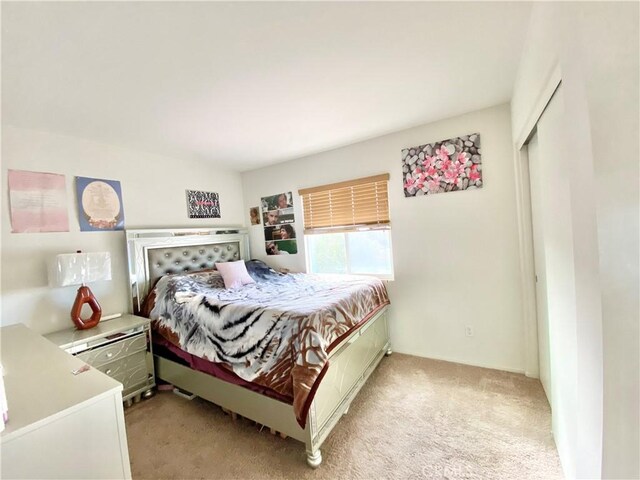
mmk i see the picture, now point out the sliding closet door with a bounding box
[527,85,580,472]
[527,132,552,405]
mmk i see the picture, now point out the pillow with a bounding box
[245,259,294,284]
[245,259,279,281]
[215,260,256,289]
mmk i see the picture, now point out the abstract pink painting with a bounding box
[8,169,69,233]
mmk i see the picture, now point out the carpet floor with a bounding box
[125,353,563,479]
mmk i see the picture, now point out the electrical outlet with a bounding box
[465,325,474,337]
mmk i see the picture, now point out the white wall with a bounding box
[242,103,526,373]
[512,3,639,479]
[1,126,244,334]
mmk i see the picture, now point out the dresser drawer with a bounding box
[76,333,146,367]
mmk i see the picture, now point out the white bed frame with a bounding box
[126,227,391,467]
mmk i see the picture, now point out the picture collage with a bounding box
[256,192,298,255]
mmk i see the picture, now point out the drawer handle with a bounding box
[105,369,112,375]
[106,352,114,359]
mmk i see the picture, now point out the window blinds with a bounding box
[299,174,390,233]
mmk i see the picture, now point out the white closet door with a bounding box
[528,85,572,416]
[528,131,551,405]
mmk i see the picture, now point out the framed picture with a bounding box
[76,176,124,231]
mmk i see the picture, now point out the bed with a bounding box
[126,227,391,467]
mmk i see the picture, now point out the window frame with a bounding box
[300,173,394,281]
[304,227,395,281]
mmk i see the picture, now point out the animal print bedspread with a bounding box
[150,268,390,427]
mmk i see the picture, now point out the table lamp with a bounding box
[49,251,112,330]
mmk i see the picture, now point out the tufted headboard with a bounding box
[125,227,249,315]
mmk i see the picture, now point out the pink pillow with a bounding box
[215,261,256,289]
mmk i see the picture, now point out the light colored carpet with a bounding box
[125,353,563,479]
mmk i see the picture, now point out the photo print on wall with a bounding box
[266,240,297,256]
[261,192,293,211]
[249,206,261,225]
[76,176,125,231]
[262,207,295,226]
[261,192,297,255]
[186,190,221,218]
[264,224,296,241]
[402,133,482,197]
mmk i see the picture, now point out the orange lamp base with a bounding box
[71,285,102,330]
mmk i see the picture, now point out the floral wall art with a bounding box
[402,133,482,197]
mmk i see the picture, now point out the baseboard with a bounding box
[395,349,526,375]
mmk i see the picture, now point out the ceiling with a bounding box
[2,2,532,172]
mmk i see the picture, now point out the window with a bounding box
[299,174,394,279]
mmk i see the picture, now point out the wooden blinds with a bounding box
[299,174,390,232]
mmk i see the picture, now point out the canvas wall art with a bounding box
[8,169,69,233]
[186,190,221,219]
[402,133,482,197]
[76,176,125,231]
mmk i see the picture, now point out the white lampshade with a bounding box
[49,252,112,287]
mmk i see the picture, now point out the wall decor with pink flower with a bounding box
[402,133,482,197]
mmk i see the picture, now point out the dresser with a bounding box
[45,314,155,404]
[1,324,132,479]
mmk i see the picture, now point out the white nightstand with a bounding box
[45,314,156,405]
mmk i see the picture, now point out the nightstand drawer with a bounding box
[77,333,146,367]
[45,314,156,403]
[96,351,149,394]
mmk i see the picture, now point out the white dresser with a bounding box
[0,324,132,479]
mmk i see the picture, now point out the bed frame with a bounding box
[125,227,391,467]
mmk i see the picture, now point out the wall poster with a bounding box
[76,176,125,231]
[402,133,482,197]
[8,169,69,233]
[260,191,297,255]
[249,206,261,225]
[186,190,221,219]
